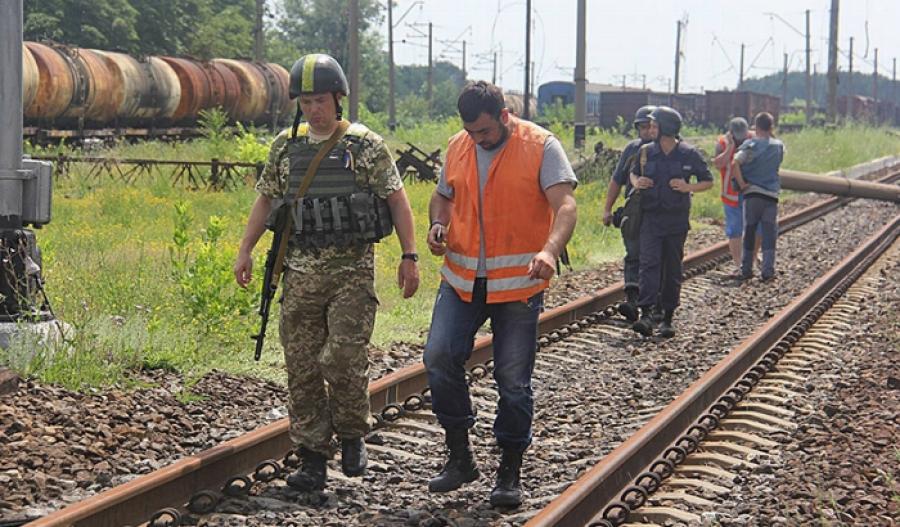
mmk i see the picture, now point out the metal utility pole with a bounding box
[0,3,23,230]
[674,20,682,94]
[462,40,467,80]
[892,58,897,107]
[523,0,532,119]
[848,37,854,97]
[782,52,789,111]
[0,0,56,346]
[253,0,265,61]
[427,22,433,108]
[348,0,360,121]
[739,43,745,89]
[826,0,839,122]
[805,9,812,123]
[873,48,879,104]
[388,0,396,131]
[492,52,497,84]
[574,0,587,149]
[813,64,818,103]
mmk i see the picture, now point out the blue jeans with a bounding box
[741,195,778,279]
[423,279,543,452]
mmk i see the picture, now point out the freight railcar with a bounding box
[537,81,707,128]
[22,42,294,138]
[704,90,780,128]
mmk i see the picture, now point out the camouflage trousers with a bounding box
[279,266,378,455]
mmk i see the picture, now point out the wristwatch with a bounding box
[401,253,419,262]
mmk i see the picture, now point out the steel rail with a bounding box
[27,170,899,527]
[526,213,900,527]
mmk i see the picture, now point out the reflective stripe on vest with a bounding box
[441,116,553,303]
[717,136,740,208]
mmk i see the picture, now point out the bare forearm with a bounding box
[603,180,622,213]
[688,180,714,193]
[387,189,417,254]
[429,190,452,225]
[545,202,576,258]
[731,161,746,188]
[239,195,272,255]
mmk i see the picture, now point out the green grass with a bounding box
[5,122,899,390]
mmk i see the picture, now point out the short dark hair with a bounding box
[754,112,775,132]
[457,81,505,122]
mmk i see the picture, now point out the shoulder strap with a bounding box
[639,144,649,178]
[272,120,351,280]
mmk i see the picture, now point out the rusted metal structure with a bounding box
[22,41,293,132]
[705,89,781,127]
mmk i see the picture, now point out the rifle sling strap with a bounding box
[272,120,351,281]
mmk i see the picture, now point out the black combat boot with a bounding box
[286,447,327,491]
[658,309,676,338]
[428,428,480,492]
[490,449,524,508]
[341,437,367,477]
[617,287,639,322]
[632,306,655,336]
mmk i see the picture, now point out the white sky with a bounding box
[383,0,899,94]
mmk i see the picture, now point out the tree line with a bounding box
[24,0,465,119]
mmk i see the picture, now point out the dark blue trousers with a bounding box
[622,231,641,293]
[638,223,687,311]
[424,279,543,452]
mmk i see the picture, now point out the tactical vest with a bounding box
[283,128,393,248]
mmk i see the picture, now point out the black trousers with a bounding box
[637,224,687,312]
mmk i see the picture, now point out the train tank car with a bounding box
[22,41,296,136]
[22,45,39,111]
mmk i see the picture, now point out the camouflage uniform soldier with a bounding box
[234,54,419,491]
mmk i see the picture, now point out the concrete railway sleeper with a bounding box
[18,177,900,525]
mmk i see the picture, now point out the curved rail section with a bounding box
[526,213,900,527]
[27,168,899,527]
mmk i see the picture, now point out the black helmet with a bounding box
[289,53,350,99]
[649,106,682,137]
[633,105,656,128]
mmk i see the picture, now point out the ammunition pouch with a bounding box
[276,192,393,248]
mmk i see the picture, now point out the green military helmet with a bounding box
[289,53,350,99]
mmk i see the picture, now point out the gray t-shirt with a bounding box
[437,135,577,277]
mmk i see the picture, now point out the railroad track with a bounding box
[527,213,900,527]
[23,170,899,527]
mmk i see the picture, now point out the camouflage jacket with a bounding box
[255,122,403,274]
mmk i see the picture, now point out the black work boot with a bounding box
[632,306,655,337]
[286,447,327,491]
[617,288,639,322]
[341,437,367,477]
[658,309,676,338]
[490,449,524,508]
[428,428,480,492]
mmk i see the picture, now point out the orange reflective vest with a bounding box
[717,135,741,207]
[442,117,553,303]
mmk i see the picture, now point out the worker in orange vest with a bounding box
[424,81,577,508]
[712,117,759,273]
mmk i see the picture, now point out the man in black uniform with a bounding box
[602,105,657,321]
[629,107,712,338]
